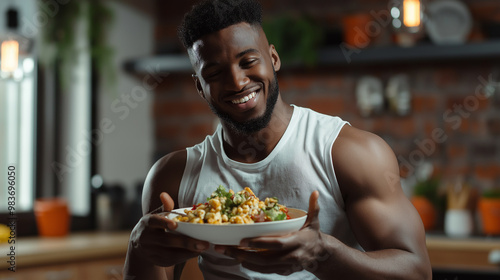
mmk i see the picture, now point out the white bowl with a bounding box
[166,207,308,245]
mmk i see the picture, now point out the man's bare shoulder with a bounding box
[151,150,188,178]
[142,150,187,214]
[334,125,391,157]
[332,125,400,200]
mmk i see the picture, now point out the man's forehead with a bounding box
[188,23,264,65]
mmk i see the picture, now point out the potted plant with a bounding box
[444,181,474,237]
[262,14,324,67]
[411,177,445,231]
[478,188,500,235]
[40,0,115,91]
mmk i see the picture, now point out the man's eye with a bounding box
[241,59,257,68]
[205,71,220,80]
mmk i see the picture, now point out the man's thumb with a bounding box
[160,192,175,212]
[302,190,320,229]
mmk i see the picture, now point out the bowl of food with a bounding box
[165,186,308,245]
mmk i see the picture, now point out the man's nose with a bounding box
[225,67,250,92]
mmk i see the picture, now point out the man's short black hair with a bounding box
[178,0,263,49]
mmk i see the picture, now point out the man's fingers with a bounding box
[238,234,298,251]
[160,192,175,211]
[149,233,209,252]
[143,216,209,251]
[147,214,178,231]
[241,262,302,276]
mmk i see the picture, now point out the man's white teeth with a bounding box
[231,92,256,104]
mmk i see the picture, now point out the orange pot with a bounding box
[34,198,70,237]
[478,198,500,235]
[342,13,374,49]
[411,196,436,231]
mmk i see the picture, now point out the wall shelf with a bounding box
[123,40,500,74]
[318,40,500,65]
[123,54,192,74]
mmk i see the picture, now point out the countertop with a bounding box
[0,231,130,269]
[426,234,500,251]
[425,234,500,271]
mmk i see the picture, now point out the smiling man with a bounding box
[123,1,432,279]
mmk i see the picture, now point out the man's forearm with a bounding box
[123,241,170,280]
[309,234,431,280]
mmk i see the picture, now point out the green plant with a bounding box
[482,188,500,199]
[88,0,115,86]
[413,177,446,212]
[262,14,324,67]
[39,0,114,90]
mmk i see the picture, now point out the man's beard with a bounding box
[209,69,280,136]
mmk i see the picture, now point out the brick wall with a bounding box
[152,0,500,192]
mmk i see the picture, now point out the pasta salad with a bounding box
[174,186,290,224]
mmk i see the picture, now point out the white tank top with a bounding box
[179,105,362,279]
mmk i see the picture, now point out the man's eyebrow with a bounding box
[201,48,260,73]
[201,62,218,73]
[236,48,259,58]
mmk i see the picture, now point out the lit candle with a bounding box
[403,0,421,28]
[1,40,19,72]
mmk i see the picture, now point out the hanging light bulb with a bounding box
[403,0,421,28]
[390,0,425,46]
[1,7,20,74]
[1,40,19,72]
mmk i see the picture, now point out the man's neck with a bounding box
[221,101,293,163]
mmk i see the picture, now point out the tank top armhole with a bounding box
[178,147,195,208]
[324,121,350,210]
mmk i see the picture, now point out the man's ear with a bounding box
[269,44,281,72]
[192,74,205,99]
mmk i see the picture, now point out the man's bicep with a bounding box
[347,143,421,251]
[334,127,426,253]
[345,190,424,253]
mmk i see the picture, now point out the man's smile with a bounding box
[224,86,262,112]
[231,91,257,104]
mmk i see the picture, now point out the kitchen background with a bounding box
[0,0,499,279]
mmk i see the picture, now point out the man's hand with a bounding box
[214,191,328,275]
[129,192,210,267]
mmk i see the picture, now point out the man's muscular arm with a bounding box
[315,125,432,279]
